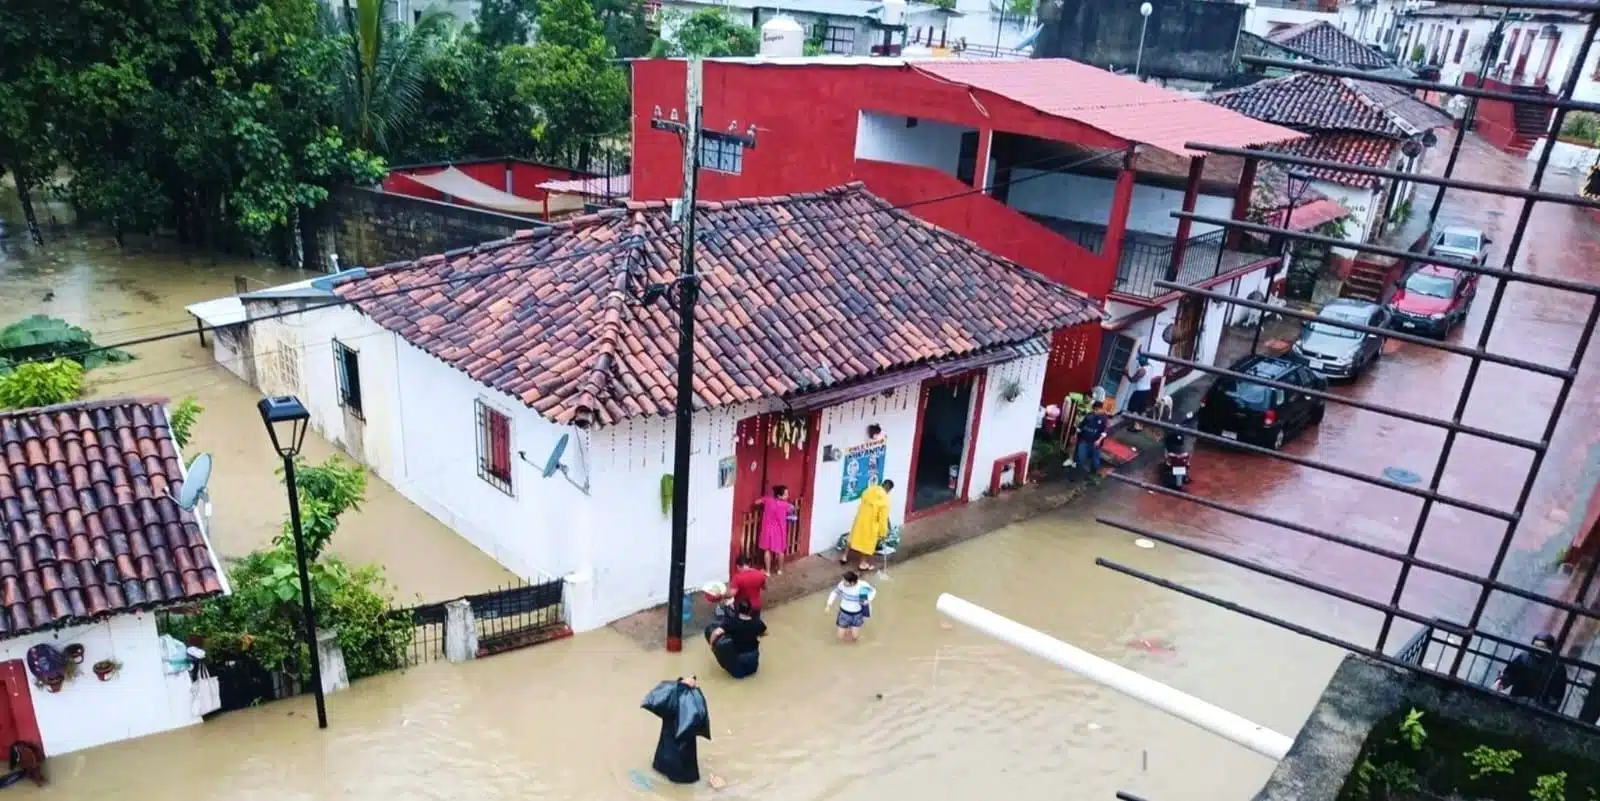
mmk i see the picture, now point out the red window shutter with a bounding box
[490,412,512,479]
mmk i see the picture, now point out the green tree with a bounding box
[333,0,454,154]
[387,32,544,163]
[475,0,540,47]
[649,9,759,57]
[509,0,629,168]
[593,0,655,58]
[0,360,84,411]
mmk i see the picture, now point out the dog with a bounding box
[1152,394,1175,423]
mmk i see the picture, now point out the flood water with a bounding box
[34,493,1356,801]
[0,198,514,601]
[1,198,1362,800]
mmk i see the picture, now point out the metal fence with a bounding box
[1092,0,1600,733]
[388,575,569,665]
[1393,620,1599,722]
[1038,218,1244,297]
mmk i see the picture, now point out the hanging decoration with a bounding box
[769,414,808,458]
[26,644,68,693]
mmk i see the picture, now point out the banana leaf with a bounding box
[0,315,134,369]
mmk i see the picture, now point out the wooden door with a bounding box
[1164,294,1205,380]
[729,412,820,569]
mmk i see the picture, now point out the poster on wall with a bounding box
[839,442,887,502]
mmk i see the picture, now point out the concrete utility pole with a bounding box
[648,58,758,652]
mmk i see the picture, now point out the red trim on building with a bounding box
[904,370,989,523]
[988,451,1029,496]
[0,661,43,756]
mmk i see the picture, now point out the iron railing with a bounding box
[1038,217,1258,297]
[1092,0,1600,732]
[389,575,568,665]
[1393,620,1599,722]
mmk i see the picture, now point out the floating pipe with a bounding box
[935,593,1293,761]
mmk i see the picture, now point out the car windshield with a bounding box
[1403,272,1456,298]
[1440,231,1480,250]
[1215,378,1273,410]
[1307,321,1361,340]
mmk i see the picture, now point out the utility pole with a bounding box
[647,58,757,652]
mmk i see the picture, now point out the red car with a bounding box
[1386,265,1477,338]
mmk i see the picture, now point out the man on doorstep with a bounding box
[843,479,894,572]
[704,600,767,678]
[1126,350,1156,432]
[1076,401,1110,483]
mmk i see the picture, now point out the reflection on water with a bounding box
[0,210,514,601]
[35,495,1356,801]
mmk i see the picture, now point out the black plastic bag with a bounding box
[642,679,711,784]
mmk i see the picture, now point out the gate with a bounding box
[729,411,820,568]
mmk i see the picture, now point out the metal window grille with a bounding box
[699,136,744,175]
[475,399,514,495]
[1095,0,1600,748]
[333,340,363,418]
[823,25,856,54]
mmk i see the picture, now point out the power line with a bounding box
[20,145,1127,368]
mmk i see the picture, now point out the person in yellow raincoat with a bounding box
[842,480,894,571]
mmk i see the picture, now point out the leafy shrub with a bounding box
[1562,112,1600,144]
[168,396,203,449]
[0,315,134,369]
[276,455,368,560]
[0,358,84,410]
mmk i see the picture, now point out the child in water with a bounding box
[825,571,877,642]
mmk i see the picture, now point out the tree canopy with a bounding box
[650,9,759,57]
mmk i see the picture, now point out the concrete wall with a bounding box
[1035,0,1247,81]
[2,615,199,756]
[1243,6,1336,38]
[854,111,972,176]
[1005,170,1234,237]
[321,187,539,271]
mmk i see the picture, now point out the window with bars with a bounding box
[699,136,745,175]
[1094,333,1136,397]
[822,25,855,54]
[333,340,363,418]
[1454,31,1468,63]
[475,399,514,495]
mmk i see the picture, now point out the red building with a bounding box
[630,57,1306,403]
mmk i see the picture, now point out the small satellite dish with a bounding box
[176,453,214,512]
[542,435,570,479]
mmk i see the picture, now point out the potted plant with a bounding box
[92,659,121,681]
[63,644,85,664]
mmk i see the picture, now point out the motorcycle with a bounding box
[1160,412,1194,490]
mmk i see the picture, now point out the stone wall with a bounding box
[315,187,542,270]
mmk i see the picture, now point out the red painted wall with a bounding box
[1461,74,1552,155]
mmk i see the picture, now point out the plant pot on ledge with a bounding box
[92,659,121,681]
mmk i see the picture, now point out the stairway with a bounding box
[1341,258,1394,302]
[1509,85,1556,156]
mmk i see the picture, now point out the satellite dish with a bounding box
[542,435,570,479]
[176,453,214,512]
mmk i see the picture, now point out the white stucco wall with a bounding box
[854,111,972,175]
[1005,170,1234,237]
[1,615,198,756]
[1311,181,1378,252]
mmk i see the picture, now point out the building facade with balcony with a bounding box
[631,56,1305,402]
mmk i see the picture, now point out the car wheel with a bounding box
[1270,428,1286,450]
[1310,403,1325,425]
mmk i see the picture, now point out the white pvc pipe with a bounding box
[935,593,1294,761]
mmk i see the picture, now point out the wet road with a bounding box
[26,488,1355,801]
[0,199,515,601]
[1143,133,1600,643]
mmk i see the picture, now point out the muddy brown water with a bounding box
[2,202,1360,800]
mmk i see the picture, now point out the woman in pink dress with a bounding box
[757,485,795,575]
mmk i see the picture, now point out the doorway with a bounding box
[909,374,982,515]
[729,412,820,570]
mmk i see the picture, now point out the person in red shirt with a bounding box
[724,555,767,618]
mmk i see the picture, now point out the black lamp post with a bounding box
[256,395,328,730]
[1253,169,1314,355]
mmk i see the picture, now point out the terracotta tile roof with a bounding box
[1346,80,1455,134]
[1267,133,1398,188]
[336,183,1102,427]
[908,59,1305,156]
[0,399,226,640]
[1208,72,1405,137]
[1267,20,1391,69]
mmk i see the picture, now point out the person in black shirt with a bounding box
[703,600,767,679]
[1075,400,1110,483]
[1494,632,1569,712]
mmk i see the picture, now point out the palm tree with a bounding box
[331,0,451,154]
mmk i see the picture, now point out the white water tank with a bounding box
[880,0,906,26]
[760,15,805,57]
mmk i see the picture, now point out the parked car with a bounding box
[1291,299,1388,379]
[1386,265,1478,338]
[1197,355,1328,451]
[1428,225,1492,267]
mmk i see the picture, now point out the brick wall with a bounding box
[316,187,542,270]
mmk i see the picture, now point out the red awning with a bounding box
[910,59,1305,157]
[1284,198,1351,231]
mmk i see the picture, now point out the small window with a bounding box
[699,136,744,175]
[333,340,363,418]
[413,9,422,23]
[823,25,856,54]
[475,399,514,495]
[1454,31,1468,63]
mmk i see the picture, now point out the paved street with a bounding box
[1116,133,1600,648]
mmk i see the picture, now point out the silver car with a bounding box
[1429,225,1492,266]
[1291,299,1388,379]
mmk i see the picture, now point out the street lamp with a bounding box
[256,395,328,730]
[1253,169,1314,355]
[1135,3,1154,81]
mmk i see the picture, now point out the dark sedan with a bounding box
[1290,299,1388,379]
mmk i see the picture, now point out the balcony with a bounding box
[1028,216,1267,298]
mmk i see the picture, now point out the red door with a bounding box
[729,412,820,569]
[0,661,42,756]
